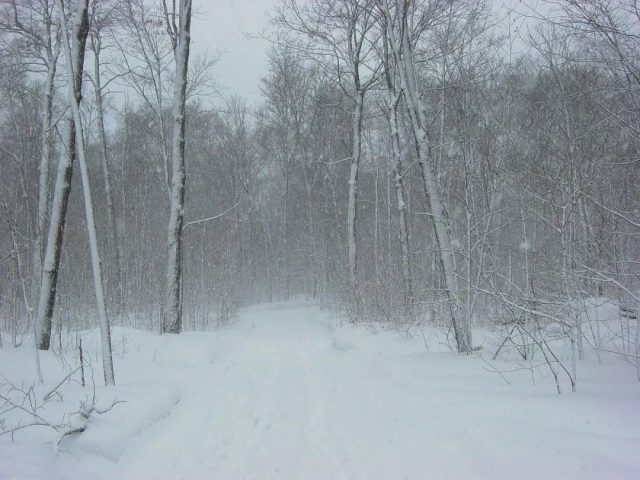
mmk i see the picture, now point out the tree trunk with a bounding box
[33,51,57,304]
[35,0,89,351]
[347,89,364,293]
[384,0,471,351]
[58,0,115,385]
[92,37,123,313]
[389,96,414,313]
[162,0,192,334]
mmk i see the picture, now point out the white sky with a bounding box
[190,0,537,106]
[191,0,280,105]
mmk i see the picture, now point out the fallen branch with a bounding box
[1,374,125,448]
[58,397,126,446]
[44,366,82,402]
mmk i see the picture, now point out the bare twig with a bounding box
[43,366,82,402]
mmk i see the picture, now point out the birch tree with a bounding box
[0,0,61,303]
[55,0,114,384]
[35,0,90,350]
[162,0,192,334]
[88,0,122,311]
[381,24,413,314]
[381,0,472,352]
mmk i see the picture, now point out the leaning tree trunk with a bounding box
[57,0,115,385]
[402,60,471,351]
[411,96,471,353]
[383,0,471,352]
[162,0,192,334]
[35,0,89,351]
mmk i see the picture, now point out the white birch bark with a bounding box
[35,0,89,351]
[7,0,62,307]
[33,31,59,303]
[162,0,192,334]
[382,0,471,352]
[57,0,115,385]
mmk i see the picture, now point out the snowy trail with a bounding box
[104,302,640,480]
[112,304,421,479]
[115,304,340,480]
[2,301,640,479]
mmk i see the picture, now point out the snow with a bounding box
[1,301,640,479]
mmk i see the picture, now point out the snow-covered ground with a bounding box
[1,301,639,479]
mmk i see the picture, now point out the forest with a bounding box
[0,0,639,478]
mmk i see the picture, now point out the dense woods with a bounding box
[0,0,638,386]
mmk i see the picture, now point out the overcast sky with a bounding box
[190,0,280,105]
[189,0,536,106]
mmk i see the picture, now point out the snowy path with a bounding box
[107,302,640,480]
[116,305,346,479]
[2,302,640,479]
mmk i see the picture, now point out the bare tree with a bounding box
[88,0,122,311]
[0,0,61,303]
[117,0,174,198]
[259,46,311,299]
[56,0,114,384]
[275,0,381,299]
[381,0,472,352]
[381,23,413,315]
[35,0,91,350]
[162,0,192,334]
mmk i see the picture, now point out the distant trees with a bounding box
[0,0,637,373]
[258,47,310,299]
[275,0,381,297]
[0,0,60,323]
